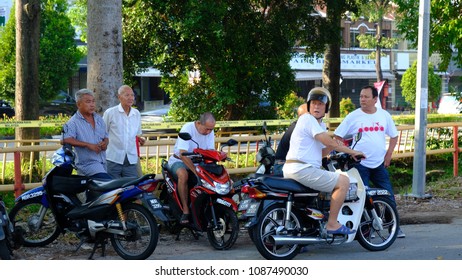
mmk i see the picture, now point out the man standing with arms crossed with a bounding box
[334,85,405,238]
[62,88,112,180]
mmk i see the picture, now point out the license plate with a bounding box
[244,201,260,216]
[238,199,252,211]
[149,198,162,209]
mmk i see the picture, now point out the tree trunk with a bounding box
[322,4,342,119]
[15,0,40,164]
[87,0,123,114]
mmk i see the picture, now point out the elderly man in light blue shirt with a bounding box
[63,88,111,180]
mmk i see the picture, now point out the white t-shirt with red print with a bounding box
[334,108,398,169]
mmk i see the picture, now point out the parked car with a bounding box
[0,100,15,119]
[140,104,171,123]
[39,91,77,116]
[437,93,462,114]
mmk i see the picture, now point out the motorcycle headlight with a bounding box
[202,180,231,195]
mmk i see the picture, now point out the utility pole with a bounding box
[412,0,431,198]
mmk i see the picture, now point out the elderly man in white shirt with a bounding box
[103,85,145,178]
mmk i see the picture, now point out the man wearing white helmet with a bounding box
[283,87,365,235]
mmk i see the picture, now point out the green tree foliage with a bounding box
[352,0,399,83]
[0,12,16,101]
[394,0,462,70]
[276,92,305,120]
[400,61,442,108]
[122,0,326,121]
[339,97,355,117]
[67,0,87,42]
[317,0,360,118]
[0,0,83,103]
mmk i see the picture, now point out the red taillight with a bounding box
[140,182,156,193]
[241,185,250,193]
[242,186,266,199]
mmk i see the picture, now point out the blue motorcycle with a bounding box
[9,147,164,260]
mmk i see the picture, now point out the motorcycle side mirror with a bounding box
[351,132,362,150]
[262,121,269,143]
[178,132,199,148]
[226,139,238,147]
[178,132,192,141]
[262,121,267,134]
[221,139,238,151]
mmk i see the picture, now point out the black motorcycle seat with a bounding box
[248,173,283,179]
[88,174,156,192]
[258,176,319,194]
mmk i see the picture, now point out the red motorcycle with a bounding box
[156,132,240,250]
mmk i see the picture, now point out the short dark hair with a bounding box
[361,85,378,98]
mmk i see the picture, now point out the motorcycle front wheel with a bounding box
[356,196,398,251]
[9,198,60,247]
[251,203,301,260]
[206,204,239,250]
[110,203,159,260]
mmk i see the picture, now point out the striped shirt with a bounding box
[63,111,108,176]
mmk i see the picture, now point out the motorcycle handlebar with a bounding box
[329,152,363,164]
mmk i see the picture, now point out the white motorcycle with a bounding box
[239,133,399,260]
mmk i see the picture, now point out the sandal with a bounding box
[327,224,356,235]
[180,213,190,225]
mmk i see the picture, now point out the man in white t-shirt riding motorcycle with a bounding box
[282,87,365,235]
[167,112,216,224]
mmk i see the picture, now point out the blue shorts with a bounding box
[169,161,198,186]
[170,161,188,180]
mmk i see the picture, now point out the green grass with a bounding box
[388,154,461,197]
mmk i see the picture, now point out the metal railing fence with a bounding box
[1,122,461,193]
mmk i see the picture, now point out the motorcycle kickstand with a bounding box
[175,226,200,241]
[87,236,108,260]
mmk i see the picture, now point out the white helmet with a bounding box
[307,87,332,113]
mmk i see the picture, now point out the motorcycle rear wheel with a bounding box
[252,203,301,260]
[206,204,239,250]
[9,198,60,247]
[356,196,398,251]
[110,203,159,260]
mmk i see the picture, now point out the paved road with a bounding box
[147,218,462,260]
[14,217,459,261]
[9,217,460,280]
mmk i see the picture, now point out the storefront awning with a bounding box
[341,71,395,80]
[295,70,395,81]
[295,71,323,81]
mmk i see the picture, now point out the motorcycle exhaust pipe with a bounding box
[269,235,327,245]
[88,220,124,232]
